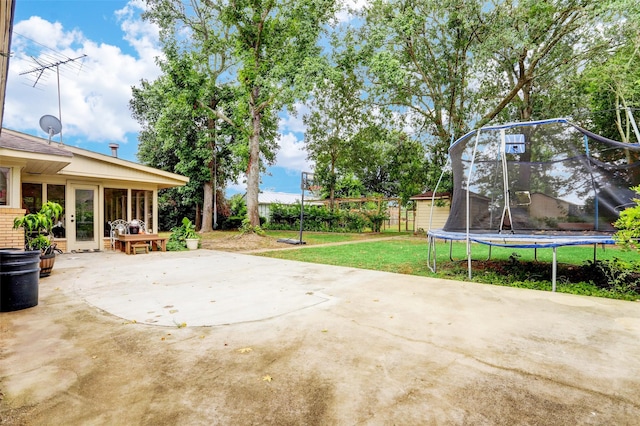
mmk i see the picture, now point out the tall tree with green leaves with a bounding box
[130,42,243,231]
[359,0,486,183]
[143,0,337,228]
[583,41,640,144]
[304,30,369,210]
[473,0,633,126]
[219,0,338,227]
[359,0,636,191]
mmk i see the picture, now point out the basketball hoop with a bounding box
[301,172,315,191]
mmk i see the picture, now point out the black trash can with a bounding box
[0,249,40,312]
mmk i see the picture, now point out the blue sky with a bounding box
[4,0,364,195]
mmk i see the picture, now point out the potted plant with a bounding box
[181,217,200,250]
[13,201,63,277]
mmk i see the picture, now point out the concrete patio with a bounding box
[1,249,640,424]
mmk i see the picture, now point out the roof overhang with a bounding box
[1,127,73,174]
[0,128,189,188]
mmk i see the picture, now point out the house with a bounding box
[1,129,188,252]
[0,5,188,252]
[257,191,301,221]
[410,191,451,232]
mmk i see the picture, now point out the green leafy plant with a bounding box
[240,218,265,236]
[614,185,640,251]
[167,217,200,251]
[181,217,199,240]
[13,201,63,255]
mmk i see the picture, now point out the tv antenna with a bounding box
[20,52,87,144]
[39,115,62,144]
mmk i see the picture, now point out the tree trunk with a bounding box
[246,87,262,228]
[201,181,214,232]
[195,203,201,230]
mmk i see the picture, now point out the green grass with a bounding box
[263,230,398,245]
[256,236,640,301]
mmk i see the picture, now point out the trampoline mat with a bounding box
[428,229,615,249]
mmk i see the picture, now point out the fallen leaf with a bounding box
[237,347,253,354]
[321,329,328,333]
[92,355,97,359]
[169,309,179,314]
[161,337,166,341]
[262,375,272,382]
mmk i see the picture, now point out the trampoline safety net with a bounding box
[443,118,640,235]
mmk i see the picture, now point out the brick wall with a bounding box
[0,208,26,249]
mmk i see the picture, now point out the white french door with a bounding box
[68,184,100,251]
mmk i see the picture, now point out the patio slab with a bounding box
[2,249,640,425]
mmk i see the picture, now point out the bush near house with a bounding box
[266,203,387,233]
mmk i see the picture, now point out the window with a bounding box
[104,188,128,236]
[22,183,42,213]
[0,167,9,206]
[131,189,154,232]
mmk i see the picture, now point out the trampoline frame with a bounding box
[426,118,634,292]
[427,229,615,291]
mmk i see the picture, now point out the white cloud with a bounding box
[279,102,310,134]
[336,0,370,23]
[4,1,161,145]
[4,0,314,182]
[276,132,313,172]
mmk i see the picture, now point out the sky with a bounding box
[4,0,365,195]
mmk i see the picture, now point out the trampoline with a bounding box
[427,118,640,290]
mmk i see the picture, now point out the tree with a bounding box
[473,0,632,125]
[584,40,640,144]
[359,0,487,185]
[359,0,636,192]
[143,0,337,229]
[304,30,369,210]
[219,0,338,227]
[130,44,243,231]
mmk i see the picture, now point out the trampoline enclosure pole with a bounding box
[552,247,557,292]
[466,130,482,281]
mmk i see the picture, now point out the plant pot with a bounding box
[185,238,199,250]
[39,252,56,278]
[0,249,40,312]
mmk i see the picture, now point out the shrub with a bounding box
[614,185,640,252]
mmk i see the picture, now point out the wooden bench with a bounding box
[131,243,149,255]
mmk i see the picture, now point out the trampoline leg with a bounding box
[552,247,557,292]
[427,235,437,273]
[468,240,473,280]
[534,247,538,261]
[449,240,454,261]
[486,245,492,261]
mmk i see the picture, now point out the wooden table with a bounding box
[116,233,168,254]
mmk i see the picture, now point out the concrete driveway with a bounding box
[2,249,640,425]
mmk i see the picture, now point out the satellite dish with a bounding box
[39,115,62,144]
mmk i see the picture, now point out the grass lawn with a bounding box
[255,234,640,301]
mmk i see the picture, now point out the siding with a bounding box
[414,201,450,232]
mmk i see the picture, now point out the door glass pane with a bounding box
[76,189,94,241]
[48,184,66,238]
